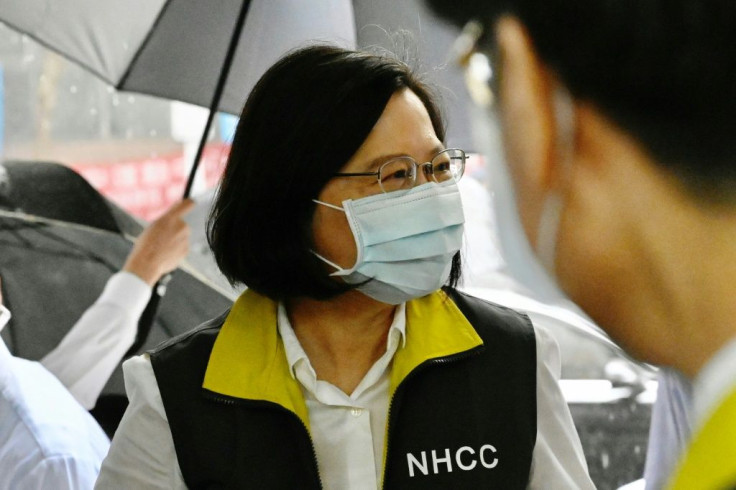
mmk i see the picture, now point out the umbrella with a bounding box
[0,160,144,236]
[0,0,357,196]
[0,209,232,433]
[0,160,233,435]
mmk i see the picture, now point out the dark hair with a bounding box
[208,45,461,301]
[428,0,736,205]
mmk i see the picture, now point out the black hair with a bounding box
[428,0,736,205]
[208,45,461,301]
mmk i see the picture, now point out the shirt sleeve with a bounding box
[41,271,151,409]
[17,455,102,490]
[94,354,186,489]
[643,368,692,490]
[528,323,596,490]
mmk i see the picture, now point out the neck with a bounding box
[581,130,736,376]
[286,290,396,394]
[641,200,736,378]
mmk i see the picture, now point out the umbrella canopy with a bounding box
[0,160,232,434]
[0,160,144,236]
[0,0,356,115]
[0,209,232,433]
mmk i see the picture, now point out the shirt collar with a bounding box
[692,335,736,430]
[277,302,407,380]
[0,305,13,386]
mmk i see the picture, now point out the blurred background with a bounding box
[0,2,655,488]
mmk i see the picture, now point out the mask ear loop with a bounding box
[535,85,576,275]
[312,199,343,211]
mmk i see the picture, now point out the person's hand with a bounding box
[123,199,195,286]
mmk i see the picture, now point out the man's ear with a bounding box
[495,15,563,244]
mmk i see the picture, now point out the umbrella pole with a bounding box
[183,0,252,198]
[130,1,253,361]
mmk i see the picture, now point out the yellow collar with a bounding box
[202,289,483,429]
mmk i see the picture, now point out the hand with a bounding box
[123,199,195,286]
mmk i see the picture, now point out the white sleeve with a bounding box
[41,271,151,409]
[528,323,596,490]
[94,354,186,489]
[17,455,102,490]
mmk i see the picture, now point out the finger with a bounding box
[167,198,195,218]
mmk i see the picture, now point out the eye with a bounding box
[433,160,451,173]
[381,168,410,182]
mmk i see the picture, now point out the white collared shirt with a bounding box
[0,305,110,490]
[96,299,593,489]
[277,303,406,489]
[692,336,736,432]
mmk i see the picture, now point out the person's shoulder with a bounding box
[149,309,230,357]
[446,287,535,338]
[0,358,108,475]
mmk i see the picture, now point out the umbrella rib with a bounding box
[0,218,120,272]
[117,0,176,88]
[31,226,119,273]
[184,0,253,198]
[0,19,116,87]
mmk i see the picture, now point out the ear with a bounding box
[494,16,563,245]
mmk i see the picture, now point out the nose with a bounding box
[415,162,433,186]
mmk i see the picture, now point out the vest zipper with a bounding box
[381,346,484,489]
[203,391,325,489]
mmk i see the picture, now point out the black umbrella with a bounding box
[0,161,232,435]
[0,0,356,197]
[0,210,232,434]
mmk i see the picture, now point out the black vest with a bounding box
[150,289,537,489]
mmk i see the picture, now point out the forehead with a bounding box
[341,89,442,173]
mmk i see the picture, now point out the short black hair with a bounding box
[208,45,461,301]
[428,0,736,205]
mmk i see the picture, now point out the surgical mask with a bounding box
[534,87,576,276]
[468,85,575,305]
[313,180,465,305]
[0,305,10,333]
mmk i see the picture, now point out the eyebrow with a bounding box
[363,144,447,172]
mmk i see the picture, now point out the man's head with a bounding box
[430,1,736,202]
[428,0,736,370]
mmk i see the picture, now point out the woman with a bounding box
[95,45,593,489]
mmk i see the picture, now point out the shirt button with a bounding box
[351,408,363,417]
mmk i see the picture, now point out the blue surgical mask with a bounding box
[313,180,465,304]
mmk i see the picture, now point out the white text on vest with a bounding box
[407,444,499,477]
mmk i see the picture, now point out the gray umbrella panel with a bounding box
[0,211,232,390]
[0,0,356,114]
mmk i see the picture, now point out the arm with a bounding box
[528,324,596,490]
[94,355,186,489]
[17,455,105,490]
[40,272,150,409]
[40,199,194,409]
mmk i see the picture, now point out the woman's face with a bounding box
[312,88,444,270]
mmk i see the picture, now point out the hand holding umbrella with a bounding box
[122,199,194,286]
[121,199,194,356]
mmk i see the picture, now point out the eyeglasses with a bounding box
[453,21,497,109]
[333,148,467,194]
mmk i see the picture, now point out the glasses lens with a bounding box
[431,149,466,183]
[378,158,415,193]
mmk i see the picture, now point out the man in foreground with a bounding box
[426,1,736,488]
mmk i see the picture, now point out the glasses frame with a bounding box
[333,148,467,194]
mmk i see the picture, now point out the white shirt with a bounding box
[0,305,110,490]
[41,271,151,409]
[691,336,736,432]
[96,301,594,489]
